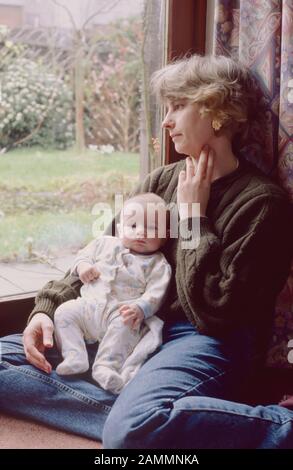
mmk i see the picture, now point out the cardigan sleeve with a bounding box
[176,194,293,334]
[28,271,82,323]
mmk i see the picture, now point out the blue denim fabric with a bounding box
[103,321,293,448]
[0,333,116,440]
[1,321,293,448]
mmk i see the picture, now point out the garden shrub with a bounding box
[0,58,75,150]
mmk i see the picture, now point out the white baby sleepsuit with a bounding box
[54,236,171,393]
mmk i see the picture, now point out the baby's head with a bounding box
[118,193,169,254]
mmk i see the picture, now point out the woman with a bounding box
[1,54,293,448]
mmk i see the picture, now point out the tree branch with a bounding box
[82,0,122,30]
[51,0,78,30]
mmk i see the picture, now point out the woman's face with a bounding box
[162,99,214,158]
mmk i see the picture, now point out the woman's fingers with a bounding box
[27,352,52,373]
[178,170,186,185]
[41,323,54,348]
[205,149,215,182]
[22,313,54,373]
[195,146,215,182]
[196,146,209,180]
[177,146,214,219]
[185,157,195,179]
[24,342,51,373]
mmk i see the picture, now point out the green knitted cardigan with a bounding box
[29,157,293,340]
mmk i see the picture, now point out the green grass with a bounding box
[0,147,139,191]
[0,210,115,261]
[0,211,92,260]
[0,147,139,261]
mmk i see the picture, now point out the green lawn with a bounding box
[0,147,139,261]
[0,147,139,190]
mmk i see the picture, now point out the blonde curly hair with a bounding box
[151,54,256,137]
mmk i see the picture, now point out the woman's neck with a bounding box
[211,152,239,182]
[192,138,239,182]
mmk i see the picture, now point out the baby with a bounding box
[54,192,171,394]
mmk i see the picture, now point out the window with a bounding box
[0,0,166,298]
[0,0,207,332]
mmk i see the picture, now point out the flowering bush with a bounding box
[0,58,75,149]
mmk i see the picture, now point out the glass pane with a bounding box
[0,0,166,297]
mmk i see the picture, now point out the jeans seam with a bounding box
[173,406,293,426]
[0,361,112,412]
[168,366,234,404]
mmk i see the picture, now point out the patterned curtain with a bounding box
[213,0,293,367]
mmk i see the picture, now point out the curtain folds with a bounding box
[213,0,293,367]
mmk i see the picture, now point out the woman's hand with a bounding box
[119,304,144,331]
[23,313,54,373]
[177,146,214,219]
[77,262,100,284]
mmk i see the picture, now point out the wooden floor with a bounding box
[0,256,74,297]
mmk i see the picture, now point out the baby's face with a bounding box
[119,202,168,254]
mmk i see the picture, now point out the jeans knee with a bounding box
[102,403,142,449]
[102,401,172,449]
[102,412,127,449]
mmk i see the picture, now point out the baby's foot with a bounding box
[56,357,89,375]
[92,366,124,394]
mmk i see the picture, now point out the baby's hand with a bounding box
[119,304,144,331]
[77,262,100,284]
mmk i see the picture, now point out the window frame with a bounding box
[165,0,207,165]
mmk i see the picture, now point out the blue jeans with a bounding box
[0,321,292,448]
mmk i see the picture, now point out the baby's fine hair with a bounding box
[121,193,170,230]
[125,192,167,208]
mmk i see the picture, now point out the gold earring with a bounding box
[211,119,222,132]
